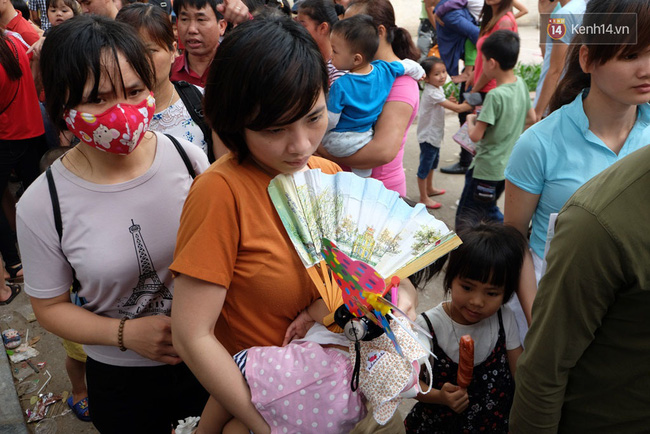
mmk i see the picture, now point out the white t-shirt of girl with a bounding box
[415,302,520,365]
[17,132,209,367]
[150,87,208,155]
[417,83,446,147]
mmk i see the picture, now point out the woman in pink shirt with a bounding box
[318,0,420,197]
[470,0,517,93]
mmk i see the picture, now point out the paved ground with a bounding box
[0,19,543,434]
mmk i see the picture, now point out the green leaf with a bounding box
[443,81,460,99]
[514,62,542,93]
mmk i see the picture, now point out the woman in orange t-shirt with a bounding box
[170,17,337,434]
[169,17,416,434]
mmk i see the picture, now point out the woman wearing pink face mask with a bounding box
[15,15,210,434]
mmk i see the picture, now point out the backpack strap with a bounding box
[172,80,215,163]
[164,133,196,179]
[46,167,63,241]
[45,166,81,294]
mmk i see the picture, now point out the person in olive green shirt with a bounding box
[510,144,650,433]
[455,30,535,230]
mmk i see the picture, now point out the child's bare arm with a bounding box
[416,381,469,413]
[467,114,488,143]
[282,299,329,345]
[512,0,529,19]
[223,418,254,434]
[195,396,234,434]
[439,99,473,114]
[507,346,523,376]
[306,298,329,323]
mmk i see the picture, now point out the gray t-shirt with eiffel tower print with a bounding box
[17,132,209,367]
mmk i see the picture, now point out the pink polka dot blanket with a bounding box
[245,341,367,433]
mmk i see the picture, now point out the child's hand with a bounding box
[440,382,469,413]
[466,113,477,126]
[448,95,458,104]
[282,309,315,346]
[27,36,46,59]
[466,74,475,89]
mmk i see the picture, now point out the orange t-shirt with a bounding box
[171,154,341,354]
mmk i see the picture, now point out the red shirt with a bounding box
[0,36,45,140]
[170,52,209,87]
[6,11,40,48]
[473,12,518,93]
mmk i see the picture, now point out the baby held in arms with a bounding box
[323,14,424,177]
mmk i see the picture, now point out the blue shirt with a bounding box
[505,92,650,258]
[434,3,479,76]
[327,60,404,133]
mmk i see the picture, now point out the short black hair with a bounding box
[331,14,378,63]
[45,0,82,15]
[204,16,328,162]
[443,222,527,303]
[297,0,339,29]
[173,0,223,20]
[481,29,519,71]
[40,15,154,132]
[116,3,175,51]
[420,56,444,76]
[11,0,29,20]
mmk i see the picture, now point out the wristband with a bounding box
[118,317,128,352]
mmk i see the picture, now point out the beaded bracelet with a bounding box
[118,317,128,352]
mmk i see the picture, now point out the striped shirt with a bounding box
[326,58,346,86]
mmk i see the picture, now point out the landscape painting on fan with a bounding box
[268,169,461,281]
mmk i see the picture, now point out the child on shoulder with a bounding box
[454,30,535,231]
[416,56,473,210]
[323,14,425,177]
[405,222,526,433]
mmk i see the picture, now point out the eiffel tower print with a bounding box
[122,219,173,309]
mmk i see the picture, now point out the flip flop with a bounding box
[5,263,23,283]
[0,283,21,306]
[67,396,91,422]
[428,189,446,197]
[424,202,442,210]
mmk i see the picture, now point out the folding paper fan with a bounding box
[320,237,386,318]
[268,169,462,324]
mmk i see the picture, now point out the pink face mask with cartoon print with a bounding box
[64,93,156,155]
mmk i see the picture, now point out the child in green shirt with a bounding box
[455,30,535,230]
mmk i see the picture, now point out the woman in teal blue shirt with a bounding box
[503,0,650,333]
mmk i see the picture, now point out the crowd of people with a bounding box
[0,0,649,431]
